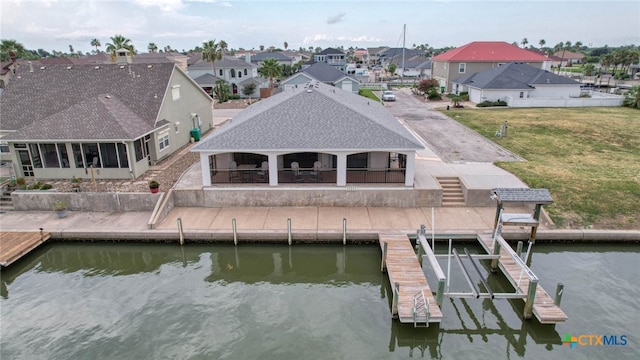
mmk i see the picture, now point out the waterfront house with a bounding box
[0,61,213,180]
[191,81,423,188]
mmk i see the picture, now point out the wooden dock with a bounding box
[0,231,51,267]
[379,234,443,325]
[478,233,567,324]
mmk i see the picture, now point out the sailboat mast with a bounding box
[401,24,406,86]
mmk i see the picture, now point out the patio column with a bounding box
[268,154,278,186]
[337,153,347,186]
[404,152,415,187]
[200,153,211,186]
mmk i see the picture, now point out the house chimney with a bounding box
[245,52,251,64]
[29,61,33,72]
[116,48,133,65]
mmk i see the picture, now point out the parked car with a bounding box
[381,91,396,101]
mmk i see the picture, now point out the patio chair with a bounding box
[257,161,268,182]
[291,161,300,182]
[229,161,239,182]
[310,161,321,182]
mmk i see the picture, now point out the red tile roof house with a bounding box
[431,41,550,93]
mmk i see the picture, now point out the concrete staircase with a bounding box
[436,177,465,207]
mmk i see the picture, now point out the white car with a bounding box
[381,91,396,101]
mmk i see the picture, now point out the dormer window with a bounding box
[118,51,126,57]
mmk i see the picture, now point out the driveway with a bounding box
[382,89,523,163]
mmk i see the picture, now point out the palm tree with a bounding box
[90,38,101,53]
[105,34,135,62]
[148,42,158,53]
[202,39,223,81]
[0,39,26,61]
[539,39,546,49]
[521,38,528,48]
[259,58,282,92]
[284,41,288,50]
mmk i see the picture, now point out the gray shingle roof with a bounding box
[453,62,579,89]
[302,61,350,83]
[317,47,345,55]
[193,73,219,86]
[5,94,153,141]
[192,81,423,152]
[1,63,173,139]
[251,52,292,62]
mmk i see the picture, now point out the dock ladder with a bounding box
[412,290,430,328]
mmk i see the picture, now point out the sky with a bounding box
[1,0,639,54]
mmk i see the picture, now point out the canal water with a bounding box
[1,242,638,359]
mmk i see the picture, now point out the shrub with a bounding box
[427,88,441,100]
[148,180,160,189]
[40,184,53,190]
[51,201,67,211]
[16,177,26,186]
[27,182,43,190]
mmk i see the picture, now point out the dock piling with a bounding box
[516,241,523,258]
[342,218,347,245]
[287,218,292,246]
[381,241,388,272]
[554,283,564,306]
[523,278,538,319]
[177,217,184,245]
[391,282,399,319]
[232,218,237,245]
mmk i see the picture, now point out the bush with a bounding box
[148,180,160,189]
[27,182,43,190]
[476,100,507,107]
[229,94,241,100]
[427,88,441,100]
[40,184,53,190]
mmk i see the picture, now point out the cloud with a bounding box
[326,12,345,25]
[133,0,185,12]
[303,34,384,45]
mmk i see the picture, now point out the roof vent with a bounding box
[306,89,312,93]
[66,66,72,70]
[40,66,46,70]
[119,65,125,69]
[94,66,100,70]
[147,64,153,69]
[105,95,111,99]
[28,61,33,72]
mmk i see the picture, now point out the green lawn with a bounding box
[443,107,640,229]
[358,89,381,102]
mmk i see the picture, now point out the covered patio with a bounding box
[192,81,423,188]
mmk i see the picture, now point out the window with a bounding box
[172,85,180,101]
[158,130,170,151]
[82,143,100,167]
[0,142,9,153]
[459,63,466,73]
[72,143,84,168]
[230,69,236,78]
[99,143,119,168]
[29,144,42,168]
[519,92,524,98]
[244,69,247,76]
[40,144,60,168]
[219,69,223,76]
[118,143,129,168]
[57,143,69,168]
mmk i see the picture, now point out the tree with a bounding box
[90,38,101,53]
[283,41,288,50]
[259,45,265,51]
[203,39,223,80]
[388,63,397,77]
[623,85,640,109]
[69,45,75,56]
[212,79,230,103]
[0,39,26,61]
[260,58,282,91]
[539,39,546,49]
[105,34,135,62]
[148,42,158,53]
[242,83,257,104]
[583,63,595,76]
[521,38,528,48]
[417,79,439,94]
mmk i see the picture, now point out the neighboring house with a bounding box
[191,81,423,187]
[431,41,550,92]
[367,47,389,67]
[281,51,309,65]
[377,48,423,69]
[353,48,368,64]
[280,62,360,93]
[187,55,263,97]
[452,62,582,104]
[553,50,585,66]
[313,48,347,72]
[390,55,431,79]
[251,51,295,68]
[0,61,16,89]
[0,62,213,180]
[527,48,563,69]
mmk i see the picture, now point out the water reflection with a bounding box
[1,242,637,359]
